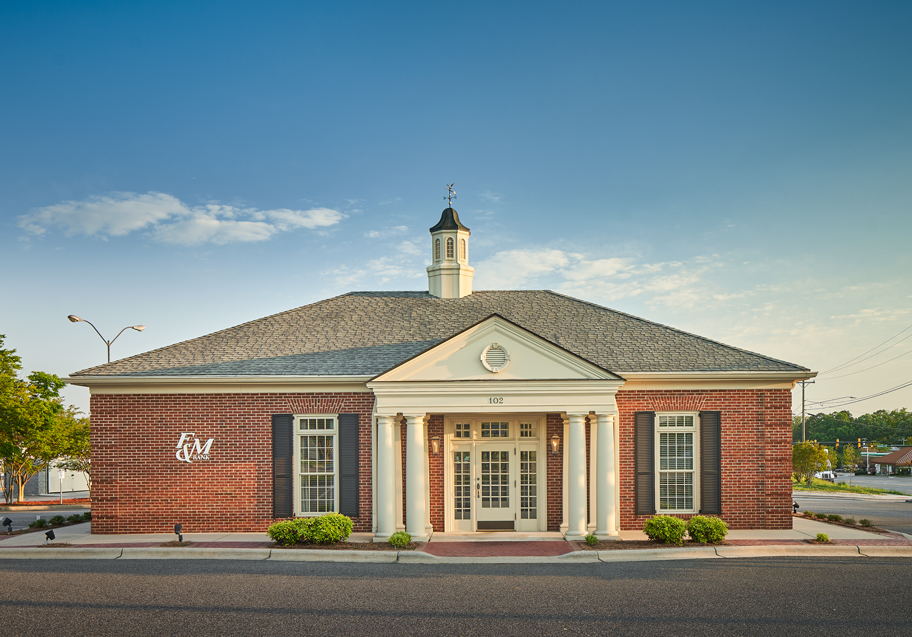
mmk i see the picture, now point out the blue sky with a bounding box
[2,0,910,418]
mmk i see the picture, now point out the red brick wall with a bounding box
[546,413,564,531]
[89,392,375,534]
[428,415,445,531]
[616,389,793,531]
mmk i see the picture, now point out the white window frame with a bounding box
[294,414,339,516]
[654,412,700,514]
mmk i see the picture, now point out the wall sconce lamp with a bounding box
[44,530,55,545]
[174,523,183,543]
[550,434,561,456]
[431,435,441,455]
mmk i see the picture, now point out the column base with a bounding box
[594,531,621,540]
[563,531,589,542]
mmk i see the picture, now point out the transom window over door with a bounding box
[657,414,695,512]
[297,416,337,514]
[481,422,509,437]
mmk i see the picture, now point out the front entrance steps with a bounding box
[429,531,565,542]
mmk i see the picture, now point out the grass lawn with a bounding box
[791,477,906,496]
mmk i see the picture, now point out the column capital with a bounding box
[566,413,588,423]
[403,414,428,425]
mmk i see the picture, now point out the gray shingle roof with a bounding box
[71,290,808,377]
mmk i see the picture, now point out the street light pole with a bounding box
[67,315,146,363]
[799,380,815,443]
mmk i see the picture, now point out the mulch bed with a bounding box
[793,513,890,534]
[160,540,195,547]
[1,499,91,507]
[272,541,417,551]
[578,540,727,551]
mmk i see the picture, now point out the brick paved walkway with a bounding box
[424,541,573,557]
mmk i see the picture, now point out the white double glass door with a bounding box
[450,442,542,532]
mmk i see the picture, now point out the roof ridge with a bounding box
[541,290,809,372]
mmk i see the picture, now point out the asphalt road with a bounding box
[793,493,912,535]
[834,474,912,495]
[0,559,908,636]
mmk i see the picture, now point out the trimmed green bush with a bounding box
[49,515,66,525]
[29,518,47,528]
[803,510,815,518]
[815,532,830,543]
[827,514,843,522]
[643,515,687,546]
[844,518,857,525]
[267,520,302,546]
[815,512,829,520]
[308,513,353,544]
[82,512,91,521]
[859,519,873,527]
[584,533,598,546]
[388,531,411,548]
[687,515,728,544]
[66,514,84,523]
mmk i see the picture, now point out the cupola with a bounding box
[427,207,473,298]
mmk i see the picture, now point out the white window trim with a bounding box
[654,412,700,514]
[293,414,339,516]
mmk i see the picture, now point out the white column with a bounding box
[405,414,430,542]
[595,413,620,538]
[375,415,396,540]
[566,413,588,540]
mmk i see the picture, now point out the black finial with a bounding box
[444,183,456,207]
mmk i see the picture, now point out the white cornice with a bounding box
[619,371,816,381]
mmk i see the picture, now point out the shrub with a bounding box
[307,513,353,544]
[643,515,687,546]
[82,512,91,521]
[388,531,411,548]
[49,515,66,526]
[815,533,830,543]
[687,515,728,544]
[859,519,873,527]
[803,510,815,518]
[827,514,843,522]
[584,533,598,546]
[267,520,303,546]
[29,518,47,528]
[66,514,84,523]
[844,518,857,525]
[815,512,829,520]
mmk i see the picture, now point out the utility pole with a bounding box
[799,380,815,442]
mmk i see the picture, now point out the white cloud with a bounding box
[365,225,408,239]
[398,240,423,256]
[17,192,346,246]
[479,191,503,203]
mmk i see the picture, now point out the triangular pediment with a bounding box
[373,315,621,382]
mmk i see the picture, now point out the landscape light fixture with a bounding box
[793,502,800,513]
[67,315,146,363]
[2,518,12,534]
[44,529,55,545]
[550,434,561,456]
[174,524,183,543]
[430,435,441,455]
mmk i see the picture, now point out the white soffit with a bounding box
[372,315,620,383]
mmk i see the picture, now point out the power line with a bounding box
[823,347,912,379]
[819,320,912,375]
[805,377,912,410]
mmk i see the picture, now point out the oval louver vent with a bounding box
[480,343,511,373]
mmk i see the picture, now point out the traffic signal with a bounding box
[836,439,839,448]
[858,438,861,448]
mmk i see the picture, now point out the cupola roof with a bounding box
[429,208,470,233]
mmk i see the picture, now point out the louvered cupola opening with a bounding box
[427,207,474,298]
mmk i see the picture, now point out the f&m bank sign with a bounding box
[175,432,214,463]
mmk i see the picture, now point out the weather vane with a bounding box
[444,183,456,207]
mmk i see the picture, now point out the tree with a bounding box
[56,407,90,489]
[792,441,829,487]
[842,445,858,473]
[0,336,72,503]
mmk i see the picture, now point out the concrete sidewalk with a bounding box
[0,518,908,563]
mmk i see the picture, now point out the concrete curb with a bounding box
[714,545,861,558]
[119,547,272,560]
[268,550,398,563]
[597,547,719,562]
[0,547,122,559]
[858,546,912,557]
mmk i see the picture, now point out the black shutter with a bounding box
[635,411,656,516]
[338,413,360,518]
[699,411,722,515]
[272,414,294,518]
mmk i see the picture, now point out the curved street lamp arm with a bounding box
[79,318,112,347]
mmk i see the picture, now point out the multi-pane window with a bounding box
[459,238,466,261]
[453,451,471,519]
[480,450,509,508]
[297,417,337,514]
[481,422,509,438]
[657,414,695,512]
[446,237,455,259]
[435,239,441,261]
[520,450,537,519]
[454,423,471,438]
[520,422,535,438]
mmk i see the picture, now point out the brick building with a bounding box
[68,207,813,538]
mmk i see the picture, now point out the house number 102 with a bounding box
[488,397,504,404]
